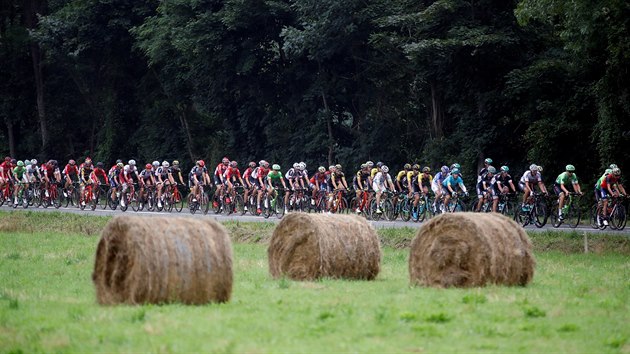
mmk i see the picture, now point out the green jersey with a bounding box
[13,166,25,180]
[555,172,578,185]
[267,171,283,183]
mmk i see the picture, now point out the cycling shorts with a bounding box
[213,175,224,186]
[553,183,564,196]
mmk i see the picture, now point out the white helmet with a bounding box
[299,162,306,170]
[381,165,389,173]
[31,159,37,165]
[162,161,170,167]
[293,162,299,169]
[152,160,160,167]
[529,164,538,172]
[128,159,136,166]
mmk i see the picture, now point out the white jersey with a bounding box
[373,172,392,187]
[519,171,542,184]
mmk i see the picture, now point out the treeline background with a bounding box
[1,0,628,184]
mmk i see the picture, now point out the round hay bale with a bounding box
[92,216,233,305]
[268,213,381,281]
[409,212,535,288]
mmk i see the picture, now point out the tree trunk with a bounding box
[321,92,334,166]
[178,105,196,163]
[24,0,48,154]
[5,119,16,157]
[430,82,444,139]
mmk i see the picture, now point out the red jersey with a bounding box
[214,163,228,177]
[90,168,109,184]
[310,172,327,184]
[0,161,11,178]
[243,167,253,180]
[224,167,241,180]
[600,175,620,190]
[63,164,79,176]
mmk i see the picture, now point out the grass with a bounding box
[0,211,629,352]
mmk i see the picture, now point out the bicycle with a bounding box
[350,189,371,217]
[550,192,582,228]
[369,190,395,221]
[444,191,467,213]
[265,187,285,219]
[94,183,110,210]
[311,189,329,213]
[412,193,431,222]
[61,182,80,208]
[393,192,412,222]
[496,193,517,217]
[0,180,14,207]
[120,183,137,212]
[287,188,309,213]
[164,183,185,213]
[79,183,98,211]
[591,195,626,230]
[329,189,349,214]
[41,182,62,209]
[514,192,548,228]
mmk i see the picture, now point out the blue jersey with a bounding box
[442,175,464,188]
[434,172,447,184]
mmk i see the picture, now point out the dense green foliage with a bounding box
[1,0,628,183]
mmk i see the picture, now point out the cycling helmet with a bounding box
[451,168,461,175]
[272,164,281,171]
[31,159,37,165]
[25,160,31,166]
[605,168,612,175]
[222,157,229,164]
[422,166,431,173]
[230,161,237,168]
[293,162,299,169]
[69,159,76,165]
[537,165,543,172]
[529,164,538,172]
[173,160,180,166]
[360,164,367,169]
[381,165,389,173]
[152,161,160,167]
[117,162,124,168]
[488,166,497,174]
[162,161,170,167]
[85,157,92,163]
[335,164,342,170]
[412,164,420,170]
[441,166,449,174]
[299,162,306,170]
[404,163,411,170]
[116,159,123,164]
[10,159,16,165]
[4,156,10,162]
[376,162,383,168]
[17,160,24,167]
[262,161,270,168]
[450,163,461,170]
[248,161,256,168]
[484,158,493,164]
[145,164,152,170]
[318,166,326,173]
[51,160,58,166]
[259,160,265,166]
[612,167,621,176]
[565,164,576,172]
[500,165,509,172]
[329,165,336,170]
[129,159,136,166]
[198,160,205,167]
[366,161,374,168]
[609,164,618,169]
[97,162,104,168]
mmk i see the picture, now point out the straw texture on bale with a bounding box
[93,216,233,305]
[268,213,381,281]
[409,212,535,288]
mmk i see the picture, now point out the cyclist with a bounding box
[12,161,27,206]
[224,161,245,203]
[118,160,139,208]
[474,165,496,212]
[41,160,61,196]
[90,162,109,187]
[266,164,290,214]
[310,166,328,205]
[353,164,372,213]
[63,159,79,192]
[519,164,548,210]
[79,158,95,206]
[155,161,173,208]
[25,160,37,185]
[411,166,432,218]
[372,165,395,215]
[371,162,383,179]
[491,166,517,212]
[213,157,230,207]
[477,158,493,184]
[554,164,583,221]
[285,163,304,191]
[441,168,468,212]
[242,161,256,212]
[253,160,271,215]
[328,164,349,212]
[171,160,186,186]
[396,164,412,192]
[189,160,210,203]
[138,163,156,205]
[431,166,450,211]
[0,157,12,188]
[108,161,124,203]
[595,167,626,225]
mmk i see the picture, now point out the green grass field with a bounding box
[0,211,629,353]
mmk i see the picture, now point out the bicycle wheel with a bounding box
[53,187,63,209]
[275,195,285,219]
[71,188,80,207]
[172,190,184,213]
[383,199,395,221]
[263,195,272,219]
[590,204,600,229]
[610,205,626,230]
[401,199,412,222]
[212,194,222,214]
[534,201,548,228]
[550,202,560,228]
[90,189,98,211]
[132,192,142,212]
[417,199,428,222]
[369,199,380,221]
[566,203,581,228]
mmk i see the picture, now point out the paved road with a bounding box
[2,203,628,234]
